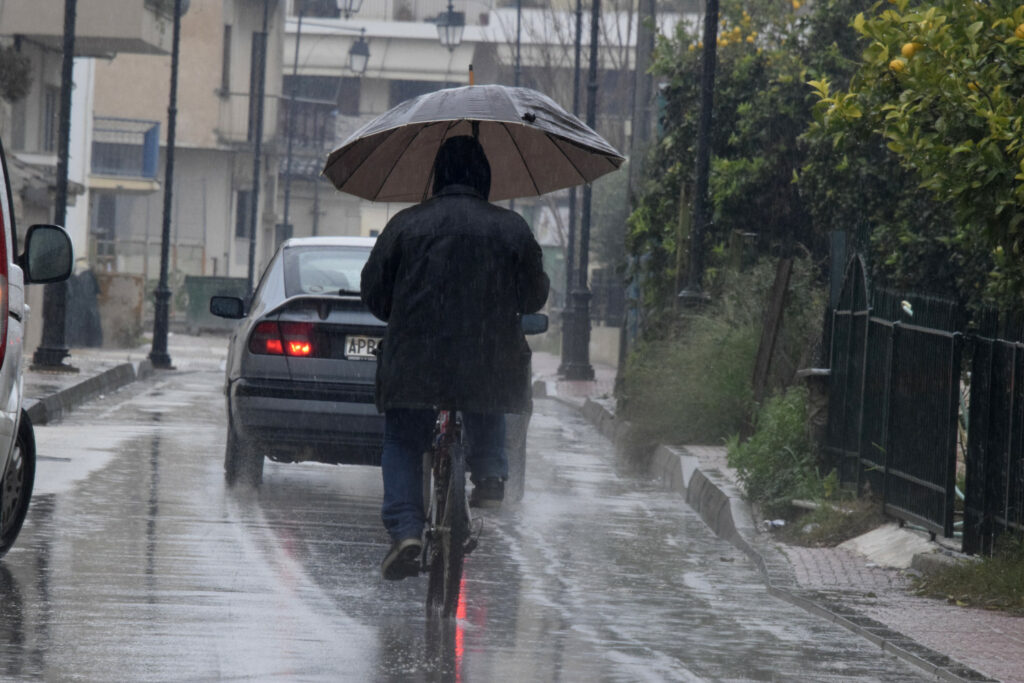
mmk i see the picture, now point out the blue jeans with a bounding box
[381,408,506,542]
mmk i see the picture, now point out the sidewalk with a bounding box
[22,344,156,426]
[532,351,1024,683]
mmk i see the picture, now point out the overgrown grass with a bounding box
[727,386,830,517]
[621,318,758,444]
[913,535,1024,615]
[619,256,824,445]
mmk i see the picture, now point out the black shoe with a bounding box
[381,537,422,581]
[469,477,504,509]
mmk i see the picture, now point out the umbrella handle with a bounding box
[472,121,479,139]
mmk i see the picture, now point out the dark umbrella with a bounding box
[322,84,624,203]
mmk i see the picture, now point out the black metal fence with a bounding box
[825,257,1024,552]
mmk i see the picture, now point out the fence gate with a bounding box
[860,290,962,537]
[824,257,870,483]
[825,258,962,538]
[964,319,1024,554]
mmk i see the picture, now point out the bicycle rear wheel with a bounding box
[425,442,469,618]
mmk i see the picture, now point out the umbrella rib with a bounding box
[500,122,542,197]
[331,125,405,195]
[369,121,446,202]
[547,132,605,187]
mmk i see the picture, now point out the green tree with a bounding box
[804,0,1024,307]
[628,0,877,328]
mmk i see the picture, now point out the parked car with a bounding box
[211,235,546,492]
[0,137,75,557]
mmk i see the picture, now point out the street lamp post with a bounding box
[32,0,78,371]
[148,0,186,369]
[561,0,601,381]
[557,0,584,377]
[246,0,271,296]
[678,0,719,306]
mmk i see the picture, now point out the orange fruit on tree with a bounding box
[889,58,906,72]
[1016,23,1024,39]
[901,42,922,58]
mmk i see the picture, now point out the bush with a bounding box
[727,385,823,516]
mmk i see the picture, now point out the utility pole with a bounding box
[246,0,270,295]
[149,0,185,370]
[32,0,78,371]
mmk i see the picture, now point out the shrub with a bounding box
[727,385,822,516]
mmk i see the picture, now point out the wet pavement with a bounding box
[531,352,1024,683]
[0,335,934,680]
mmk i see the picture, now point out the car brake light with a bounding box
[249,321,314,357]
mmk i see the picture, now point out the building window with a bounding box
[42,86,60,152]
[236,189,253,239]
[220,25,232,95]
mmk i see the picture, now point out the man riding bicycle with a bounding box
[361,135,550,581]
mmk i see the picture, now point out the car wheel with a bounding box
[504,409,530,503]
[0,413,36,557]
[225,424,264,487]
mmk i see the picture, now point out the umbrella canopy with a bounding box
[322,84,625,203]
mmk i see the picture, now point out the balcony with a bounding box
[91,117,161,192]
[0,0,173,57]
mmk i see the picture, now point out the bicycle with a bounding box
[421,409,476,618]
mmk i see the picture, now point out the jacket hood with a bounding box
[431,135,491,199]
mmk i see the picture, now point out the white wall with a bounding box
[67,58,94,269]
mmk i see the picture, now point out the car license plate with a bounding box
[345,335,381,360]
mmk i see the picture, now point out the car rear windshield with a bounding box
[283,245,372,298]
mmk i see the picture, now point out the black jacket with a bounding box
[361,184,549,413]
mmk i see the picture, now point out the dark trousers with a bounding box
[380,408,506,541]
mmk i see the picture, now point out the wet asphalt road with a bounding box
[0,339,928,681]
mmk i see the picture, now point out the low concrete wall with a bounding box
[96,273,145,348]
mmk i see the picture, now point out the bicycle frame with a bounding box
[422,409,473,618]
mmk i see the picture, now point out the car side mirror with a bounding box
[20,224,73,284]
[521,313,548,335]
[210,295,245,319]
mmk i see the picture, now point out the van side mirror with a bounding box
[21,224,73,284]
[210,295,245,319]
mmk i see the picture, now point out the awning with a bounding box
[7,154,86,200]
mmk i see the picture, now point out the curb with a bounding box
[566,395,995,683]
[24,358,154,426]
